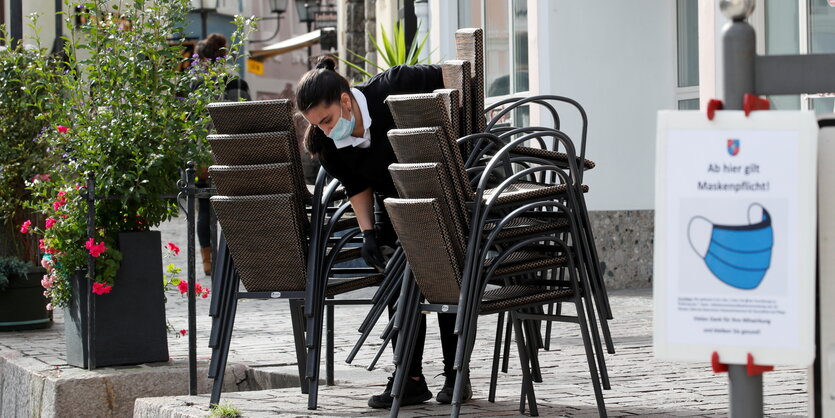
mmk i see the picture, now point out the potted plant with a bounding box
[0,29,57,331]
[20,0,252,368]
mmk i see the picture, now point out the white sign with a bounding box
[654,110,817,367]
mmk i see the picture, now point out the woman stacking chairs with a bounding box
[381,91,610,417]
[203,99,399,410]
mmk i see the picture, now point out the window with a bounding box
[676,0,699,109]
[458,0,529,126]
[764,0,801,110]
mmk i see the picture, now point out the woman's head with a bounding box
[296,56,353,154]
[195,33,227,61]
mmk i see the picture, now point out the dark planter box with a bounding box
[64,231,169,368]
[0,267,51,331]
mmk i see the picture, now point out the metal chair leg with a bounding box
[326,298,335,386]
[511,312,538,417]
[488,311,505,403]
[289,299,309,394]
[209,287,239,407]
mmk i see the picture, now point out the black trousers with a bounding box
[391,310,458,377]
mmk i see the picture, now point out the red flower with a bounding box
[59,214,68,219]
[179,329,187,336]
[74,184,86,190]
[201,289,210,299]
[91,282,112,295]
[57,191,66,198]
[56,125,69,133]
[177,280,188,294]
[45,217,58,229]
[166,242,180,255]
[19,220,31,234]
[38,239,46,251]
[195,282,203,294]
[32,174,51,182]
[85,238,107,258]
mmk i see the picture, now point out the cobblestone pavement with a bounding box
[2,217,810,417]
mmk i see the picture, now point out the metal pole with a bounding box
[719,2,763,417]
[307,20,313,70]
[186,162,198,395]
[200,11,208,40]
[86,172,96,370]
[9,0,22,48]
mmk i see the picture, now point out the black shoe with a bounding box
[368,373,433,409]
[436,371,472,404]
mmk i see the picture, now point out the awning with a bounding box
[249,29,321,61]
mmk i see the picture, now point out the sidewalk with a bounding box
[1,217,809,417]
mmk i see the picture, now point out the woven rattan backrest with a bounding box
[388,163,467,263]
[207,131,309,199]
[455,28,485,133]
[209,164,297,196]
[210,194,308,292]
[441,60,472,136]
[384,197,461,304]
[435,88,461,140]
[385,93,473,201]
[207,99,294,134]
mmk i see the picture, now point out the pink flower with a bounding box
[46,303,53,311]
[166,242,180,256]
[91,282,112,295]
[45,217,58,229]
[179,329,187,336]
[195,282,203,294]
[41,275,53,289]
[201,289,210,299]
[85,238,107,258]
[38,239,46,251]
[57,191,66,198]
[52,200,65,211]
[41,258,51,270]
[20,220,31,234]
[32,174,51,182]
[74,184,85,190]
[177,280,188,294]
[56,125,69,133]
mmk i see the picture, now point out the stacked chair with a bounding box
[376,28,613,417]
[204,99,400,410]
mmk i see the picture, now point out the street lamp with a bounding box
[294,1,321,69]
[249,0,291,44]
[269,0,290,14]
[191,0,219,40]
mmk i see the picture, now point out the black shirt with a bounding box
[312,64,444,198]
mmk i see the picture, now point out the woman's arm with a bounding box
[348,187,375,231]
[349,187,387,269]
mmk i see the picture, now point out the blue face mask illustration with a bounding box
[326,112,355,143]
[688,204,773,290]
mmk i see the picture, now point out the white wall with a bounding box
[541,1,678,211]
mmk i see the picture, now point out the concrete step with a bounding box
[0,348,294,418]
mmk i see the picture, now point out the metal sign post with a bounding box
[718,0,835,416]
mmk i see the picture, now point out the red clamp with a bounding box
[711,351,774,376]
[705,94,771,120]
[743,93,771,116]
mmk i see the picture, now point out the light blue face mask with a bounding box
[688,203,773,290]
[326,112,355,143]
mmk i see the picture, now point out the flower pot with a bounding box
[64,231,169,368]
[0,267,51,331]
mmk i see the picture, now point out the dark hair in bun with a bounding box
[296,55,351,155]
[196,33,228,61]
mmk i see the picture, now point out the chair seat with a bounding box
[325,274,385,297]
[512,146,596,170]
[483,182,589,206]
[486,250,569,277]
[480,285,574,314]
[484,215,571,241]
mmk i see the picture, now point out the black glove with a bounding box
[361,229,387,271]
